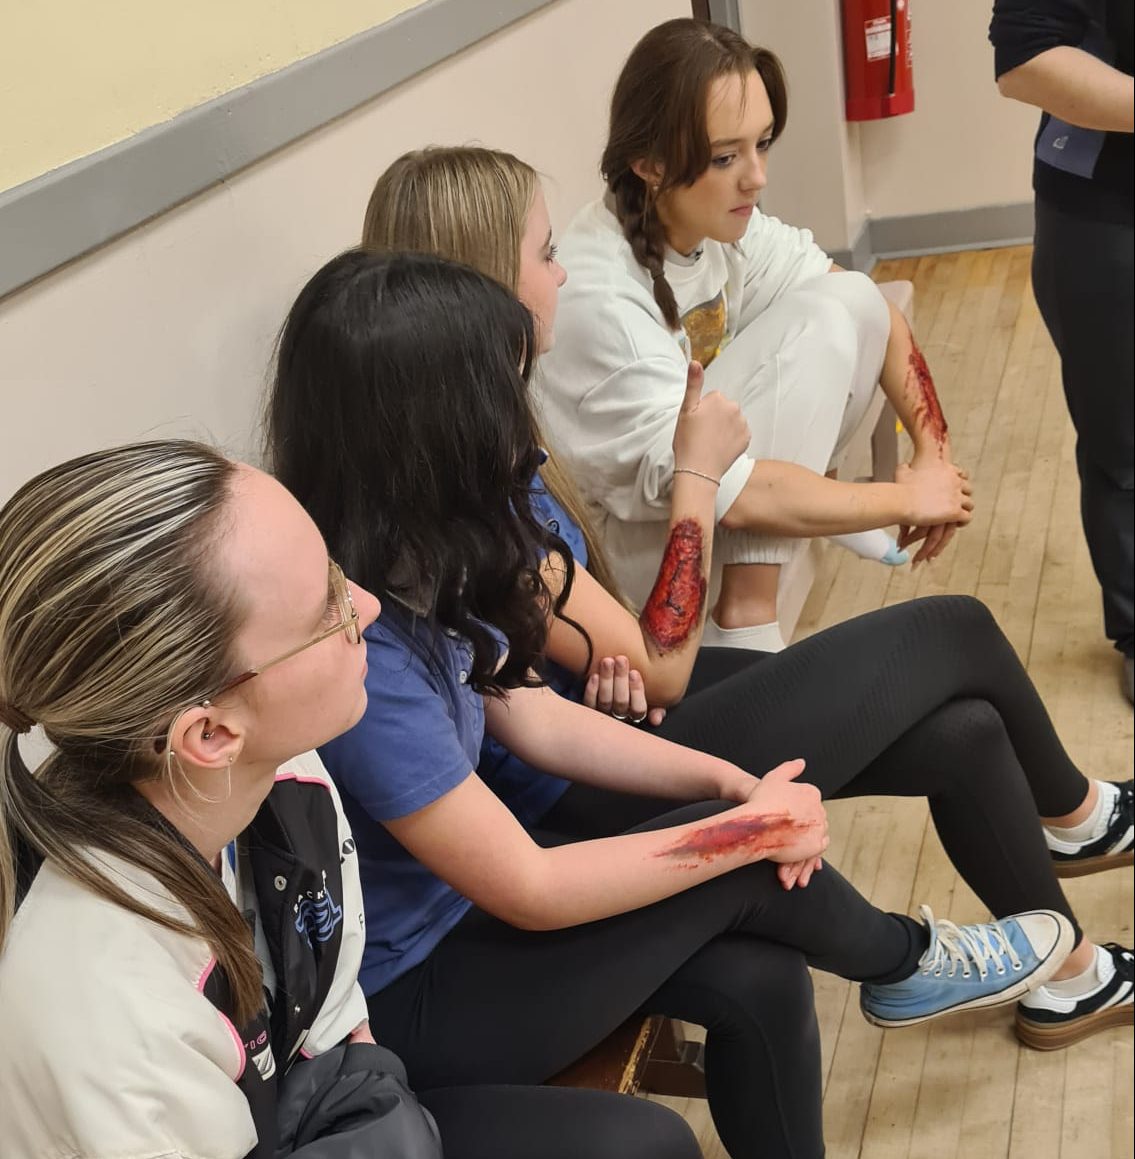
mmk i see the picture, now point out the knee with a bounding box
[810,271,891,350]
[918,594,1002,644]
[594,1099,703,1159]
[693,939,818,1043]
[920,698,1008,771]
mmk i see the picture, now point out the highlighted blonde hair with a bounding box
[0,441,264,1024]
[363,146,627,605]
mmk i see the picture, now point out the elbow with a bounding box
[642,670,690,708]
[996,69,1026,102]
[480,873,563,932]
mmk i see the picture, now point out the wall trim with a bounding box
[869,201,1035,260]
[0,0,555,301]
[828,220,875,273]
[706,0,742,29]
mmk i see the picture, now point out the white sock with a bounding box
[1045,779,1119,844]
[1045,943,1114,999]
[827,530,908,566]
[702,617,786,653]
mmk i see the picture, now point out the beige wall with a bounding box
[858,0,1037,218]
[0,0,688,505]
[741,0,865,251]
[0,0,426,191]
[741,0,1037,251]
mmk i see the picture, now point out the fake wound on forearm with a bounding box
[906,332,948,450]
[652,813,809,868]
[639,518,707,653]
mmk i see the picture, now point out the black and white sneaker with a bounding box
[1047,779,1134,878]
[1016,943,1134,1050]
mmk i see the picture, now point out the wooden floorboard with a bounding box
[651,245,1134,1158]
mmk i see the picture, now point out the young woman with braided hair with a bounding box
[536,18,974,652]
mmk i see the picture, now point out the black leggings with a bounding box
[369,597,1092,1159]
[419,1084,701,1159]
[371,815,924,1159]
[546,594,1088,935]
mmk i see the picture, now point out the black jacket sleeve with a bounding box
[989,0,1092,78]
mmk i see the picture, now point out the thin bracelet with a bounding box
[674,467,721,487]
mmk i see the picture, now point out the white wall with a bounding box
[857,0,1037,219]
[0,0,687,505]
[740,0,865,251]
[739,0,1037,251]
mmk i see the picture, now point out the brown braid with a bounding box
[612,173,681,330]
[601,19,788,334]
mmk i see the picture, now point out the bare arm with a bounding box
[544,362,750,705]
[998,46,1135,132]
[719,457,972,537]
[487,683,756,799]
[385,702,827,930]
[877,300,953,461]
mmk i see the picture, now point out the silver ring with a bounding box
[611,711,629,721]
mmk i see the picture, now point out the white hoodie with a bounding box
[534,197,831,606]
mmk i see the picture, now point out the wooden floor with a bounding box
[650,246,1134,1159]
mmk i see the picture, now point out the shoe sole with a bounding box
[1052,849,1134,878]
[1015,1001,1134,1051]
[861,915,1076,1030]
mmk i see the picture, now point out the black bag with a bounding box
[275,1041,443,1159]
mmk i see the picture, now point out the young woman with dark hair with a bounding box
[357,149,1132,1049]
[265,247,1096,1159]
[0,441,703,1159]
[537,18,975,652]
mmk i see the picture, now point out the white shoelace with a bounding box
[917,905,1023,981]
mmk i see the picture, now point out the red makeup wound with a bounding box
[640,518,706,653]
[654,814,806,866]
[908,338,948,449]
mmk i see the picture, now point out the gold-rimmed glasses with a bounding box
[207,559,361,700]
[157,561,361,759]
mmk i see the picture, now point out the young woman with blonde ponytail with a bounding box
[537,18,975,652]
[0,441,701,1159]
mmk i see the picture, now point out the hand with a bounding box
[897,521,957,566]
[896,460,973,530]
[777,856,824,891]
[740,759,829,864]
[672,360,750,481]
[583,656,664,725]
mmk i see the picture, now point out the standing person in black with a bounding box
[990,0,1135,703]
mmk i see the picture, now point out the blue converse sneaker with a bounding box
[860,905,1073,1029]
[1047,779,1133,878]
[1016,942,1134,1050]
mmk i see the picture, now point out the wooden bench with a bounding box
[548,1015,707,1099]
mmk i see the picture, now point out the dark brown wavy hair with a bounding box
[601,18,788,330]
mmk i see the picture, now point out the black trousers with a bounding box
[420,1084,701,1159]
[1032,198,1134,657]
[369,597,1092,1159]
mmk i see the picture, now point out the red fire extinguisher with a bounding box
[841,0,914,121]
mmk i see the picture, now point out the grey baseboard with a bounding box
[827,221,876,273]
[869,201,1035,260]
[0,0,555,301]
[829,201,1035,271]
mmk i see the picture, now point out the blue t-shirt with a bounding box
[320,473,589,994]
[319,609,497,994]
[477,474,587,825]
